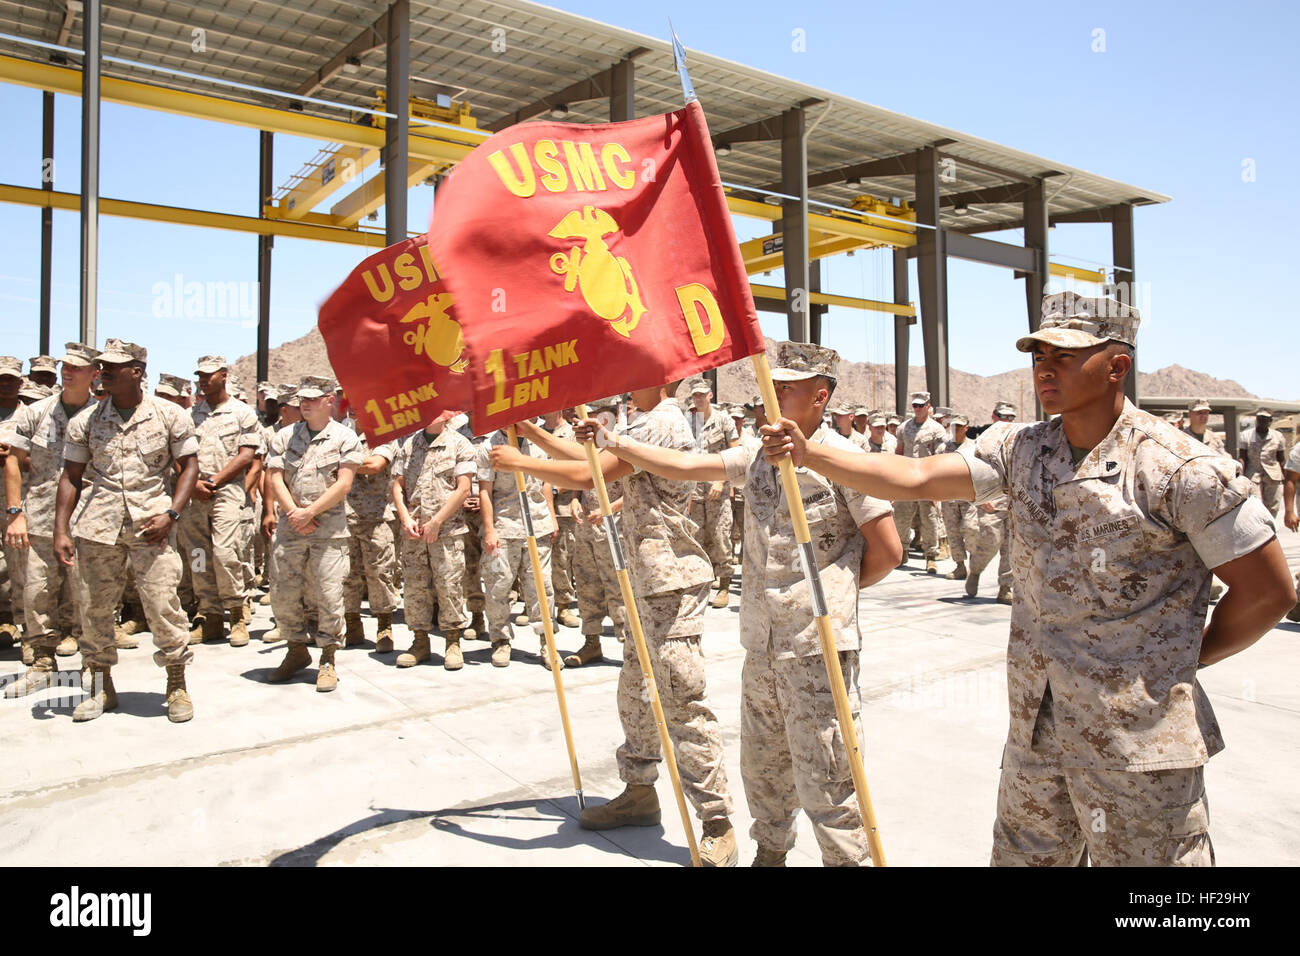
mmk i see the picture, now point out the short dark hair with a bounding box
[814,374,837,400]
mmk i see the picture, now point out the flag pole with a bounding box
[507,424,585,811]
[751,354,888,866]
[575,403,702,868]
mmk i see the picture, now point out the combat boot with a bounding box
[262,626,281,643]
[490,639,511,667]
[374,612,394,653]
[4,648,58,698]
[56,635,78,657]
[751,845,788,867]
[114,624,139,649]
[556,608,581,629]
[396,631,431,668]
[118,604,148,636]
[228,604,250,647]
[316,646,338,693]
[189,613,223,645]
[710,577,731,609]
[579,784,661,830]
[514,611,530,626]
[268,643,312,682]
[925,558,938,574]
[563,635,603,668]
[343,612,365,648]
[165,663,193,722]
[0,621,16,647]
[444,630,464,671]
[72,667,117,722]
[539,637,563,671]
[258,591,272,606]
[699,818,739,867]
[996,586,1013,605]
[21,638,34,666]
[945,561,967,581]
[464,610,486,640]
[964,572,979,599]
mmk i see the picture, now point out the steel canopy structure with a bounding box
[0,0,1168,407]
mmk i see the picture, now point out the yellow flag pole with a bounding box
[574,403,702,868]
[507,425,585,811]
[751,354,888,866]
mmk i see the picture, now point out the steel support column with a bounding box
[1024,177,1049,420]
[1223,406,1240,458]
[914,147,949,406]
[256,131,273,384]
[893,248,910,414]
[383,0,410,245]
[79,0,101,346]
[781,106,809,342]
[609,56,634,122]
[809,259,826,345]
[1110,202,1137,402]
[39,90,53,354]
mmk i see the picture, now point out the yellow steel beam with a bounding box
[277,145,380,220]
[0,183,387,248]
[330,159,441,227]
[726,194,919,248]
[749,282,916,316]
[1048,262,1105,283]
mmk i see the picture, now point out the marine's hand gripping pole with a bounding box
[751,354,887,866]
[574,404,702,868]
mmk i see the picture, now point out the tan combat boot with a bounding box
[258,591,272,606]
[4,647,58,698]
[444,630,464,671]
[374,612,394,653]
[228,604,250,647]
[262,625,281,643]
[118,604,147,635]
[165,663,193,722]
[514,612,529,626]
[945,561,967,581]
[996,586,1013,605]
[316,646,338,693]
[268,643,312,682]
[751,845,788,867]
[343,612,365,648]
[72,667,118,722]
[925,558,938,574]
[563,635,603,668]
[114,623,140,649]
[464,610,486,641]
[699,818,739,867]
[964,572,979,599]
[578,784,661,830]
[55,635,78,657]
[557,608,581,629]
[490,639,511,667]
[21,638,35,666]
[396,631,431,668]
[710,577,732,609]
[0,620,17,647]
[189,613,223,645]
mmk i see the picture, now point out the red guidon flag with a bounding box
[317,234,473,445]
[428,99,763,434]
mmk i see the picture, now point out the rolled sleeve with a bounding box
[338,430,364,467]
[720,443,756,484]
[1286,443,1300,476]
[7,405,34,453]
[846,489,893,525]
[1165,457,1277,570]
[961,421,1017,504]
[62,443,90,464]
[1188,498,1276,570]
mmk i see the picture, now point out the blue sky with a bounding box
[0,0,1295,400]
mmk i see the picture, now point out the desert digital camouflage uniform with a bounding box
[571,482,628,642]
[0,398,27,637]
[343,436,400,617]
[392,424,476,632]
[940,433,977,566]
[967,494,1012,594]
[722,417,892,866]
[686,401,739,584]
[961,400,1276,866]
[1241,418,1286,517]
[63,395,199,669]
[1181,400,1227,456]
[177,393,261,620]
[266,417,363,648]
[892,412,946,559]
[455,419,486,626]
[541,417,578,613]
[7,388,98,657]
[253,420,277,582]
[729,412,758,558]
[478,431,555,646]
[612,399,732,823]
[866,432,897,455]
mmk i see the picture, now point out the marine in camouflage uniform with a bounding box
[264,377,362,692]
[391,414,475,669]
[940,414,978,581]
[343,435,400,652]
[55,339,201,723]
[1181,398,1228,457]
[3,344,99,690]
[1240,409,1286,517]
[828,399,870,452]
[177,356,262,647]
[0,356,25,645]
[540,412,580,628]
[892,391,946,572]
[684,382,739,608]
[454,415,486,638]
[727,405,752,562]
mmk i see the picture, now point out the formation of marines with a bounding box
[1,288,1296,868]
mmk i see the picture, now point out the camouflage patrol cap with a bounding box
[853,405,871,417]
[60,342,101,367]
[586,394,622,410]
[1188,398,1211,412]
[770,341,838,382]
[257,381,274,393]
[868,412,886,427]
[295,376,335,400]
[935,406,953,418]
[994,401,1017,417]
[727,404,746,418]
[155,373,190,397]
[887,414,901,426]
[18,379,52,402]
[0,356,22,378]
[951,413,969,427]
[689,380,712,395]
[1016,290,1140,352]
[99,339,146,364]
[194,355,228,374]
[909,391,930,406]
[1254,408,1273,419]
[827,399,854,416]
[278,386,300,407]
[28,355,57,374]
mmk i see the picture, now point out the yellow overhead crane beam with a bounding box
[272,144,380,221]
[750,283,916,317]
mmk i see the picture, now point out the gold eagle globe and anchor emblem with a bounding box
[399,291,470,373]
[548,206,647,337]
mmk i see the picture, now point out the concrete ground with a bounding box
[1,525,1297,868]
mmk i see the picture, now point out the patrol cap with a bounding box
[1188,398,1212,412]
[155,373,190,397]
[887,414,901,426]
[770,341,839,382]
[28,355,57,374]
[1016,290,1140,353]
[99,339,146,364]
[586,394,622,411]
[728,404,747,419]
[689,380,712,395]
[1254,408,1273,419]
[295,375,335,400]
[994,401,1017,417]
[278,386,300,407]
[868,413,887,427]
[909,391,930,406]
[19,379,52,402]
[951,413,969,427]
[60,342,101,367]
[0,356,22,378]
[827,399,854,416]
[195,355,228,374]
[853,405,871,417]
[935,406,953,418]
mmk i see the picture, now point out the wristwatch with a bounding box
[5,506,20,516]
[165,508,181,521]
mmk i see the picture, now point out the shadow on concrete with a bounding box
[28,689,169,721]
[268,797,685,866]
